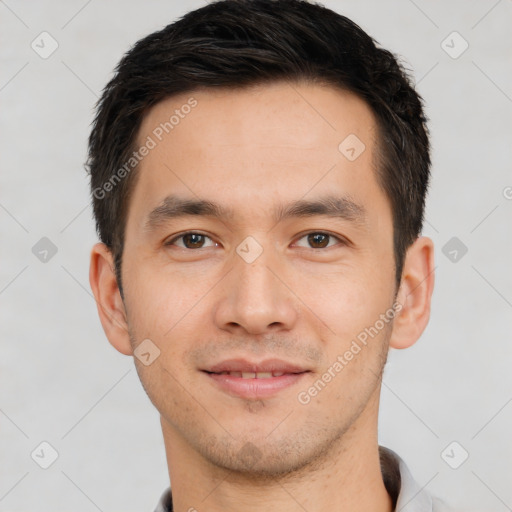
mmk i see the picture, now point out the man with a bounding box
[87,0,451,510]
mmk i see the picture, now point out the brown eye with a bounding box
[182,233,206,248]
[166,232,216,249]
[295,232,344,249]
[308,233,329,248]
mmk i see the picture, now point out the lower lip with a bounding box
[204,372,308,399]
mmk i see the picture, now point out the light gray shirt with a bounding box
[154,445,453,511]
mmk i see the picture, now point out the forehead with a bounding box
[138,80,377,155]
[129,81,387,229]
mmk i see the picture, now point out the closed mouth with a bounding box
[203,370,301,379]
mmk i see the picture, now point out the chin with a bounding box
[196,429,340,481]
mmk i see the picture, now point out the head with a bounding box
[88,0,434,478]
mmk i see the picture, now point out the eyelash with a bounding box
[165,231,347,250]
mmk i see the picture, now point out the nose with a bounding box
[213,242,299,335]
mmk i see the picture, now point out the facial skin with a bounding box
[90,81,434,512]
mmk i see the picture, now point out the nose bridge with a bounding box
[215,234,297,334]
[234,236,281,310]
[236,246,276,300]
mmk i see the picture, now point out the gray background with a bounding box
[1,0,511,510]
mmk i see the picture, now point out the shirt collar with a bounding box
[380,446,435,511]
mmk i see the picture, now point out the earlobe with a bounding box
[89,243,133,355]
[389,236,435,350]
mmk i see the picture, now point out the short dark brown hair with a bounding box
[87,0,430,295]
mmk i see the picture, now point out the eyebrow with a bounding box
[144,193,367,232]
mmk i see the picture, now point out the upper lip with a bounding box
[203,358,309,374]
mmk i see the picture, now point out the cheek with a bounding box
[308,267,395,394]
[124,273,204,413]
[308,266,391,338]
[124,264,203,338]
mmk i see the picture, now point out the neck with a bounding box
[161,409,393,512]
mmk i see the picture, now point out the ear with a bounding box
[389,236,435,349]
[89,243,133,355]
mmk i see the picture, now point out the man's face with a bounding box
[121,82,398,476]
